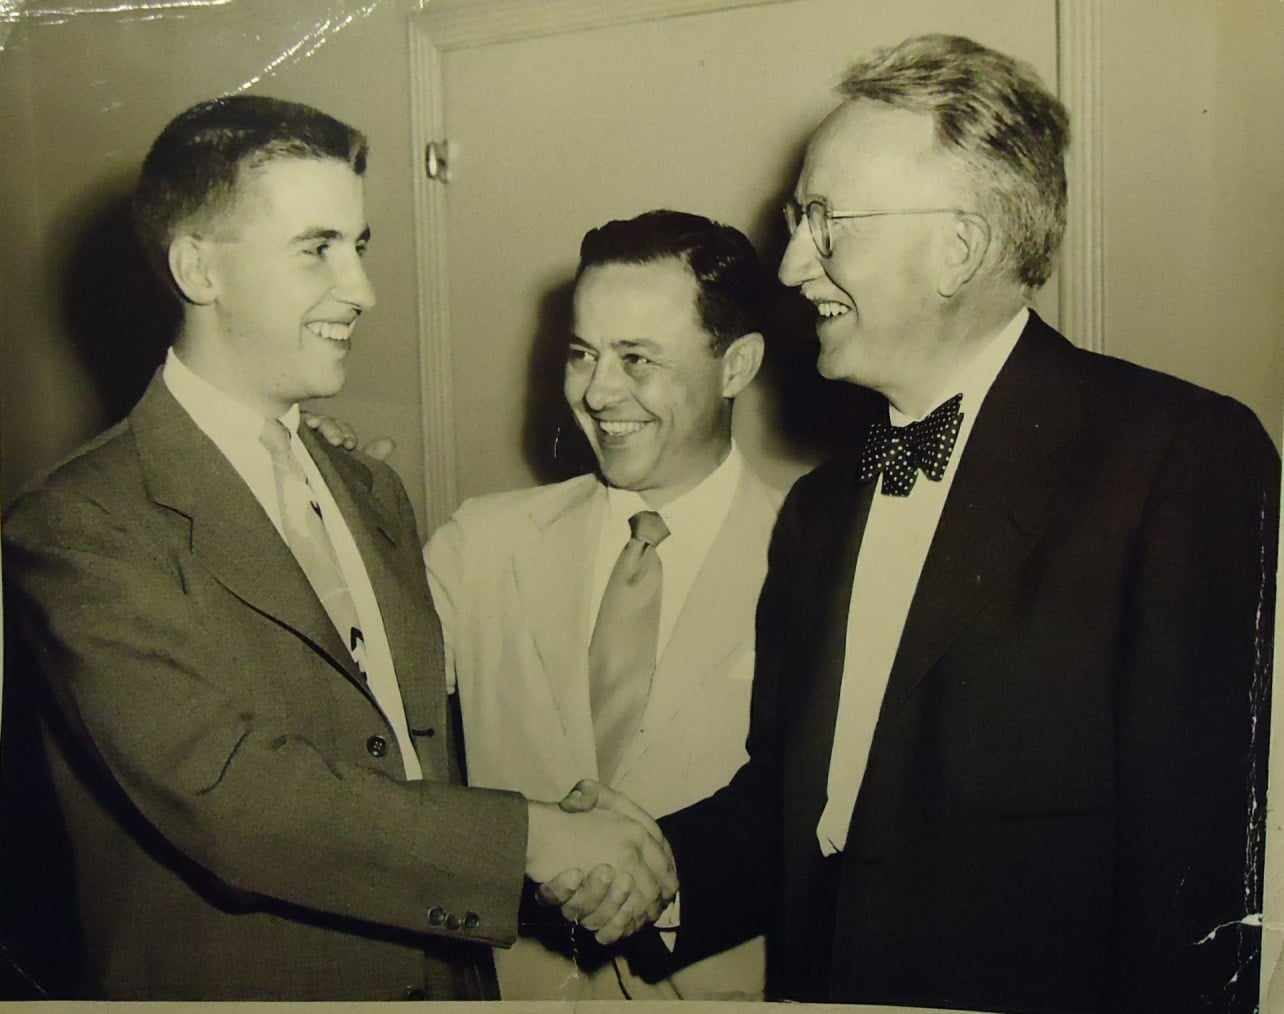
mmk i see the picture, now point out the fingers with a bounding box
[364,436,396,461]
[534,866,585,907]
[557,863,616,923]
[299,412,359,449]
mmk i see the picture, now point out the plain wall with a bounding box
[1101,1,1282,441]
[0,0,429,530]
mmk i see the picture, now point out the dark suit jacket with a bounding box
[1,374,528,1000]
[659,314,1278,1012]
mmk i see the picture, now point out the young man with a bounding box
[1,96,673,1001]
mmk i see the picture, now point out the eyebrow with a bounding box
[567,335,664,353]
[292,225,373,244]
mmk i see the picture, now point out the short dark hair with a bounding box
[839,34,1069,290]
[576,210,766,353]
[133,95,368,292]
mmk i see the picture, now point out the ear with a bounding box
[168,234,218,305]
[719,332,765,399]
[936,213,991,298]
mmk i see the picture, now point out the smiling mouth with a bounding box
[814,301,850,320]
[306,321,355,343]
[595,419,651,438]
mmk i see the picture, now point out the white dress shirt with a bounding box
[163,349,422,780]
[588,442,744,659]
[817,308,1028,854]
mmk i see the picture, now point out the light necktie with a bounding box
[589,509,670,782]
[859,393,965,496]
[259,420,366,674]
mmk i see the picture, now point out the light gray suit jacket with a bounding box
[425,463,782,999]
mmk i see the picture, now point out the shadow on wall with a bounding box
[522,278,597,486]
[59,179,180,430]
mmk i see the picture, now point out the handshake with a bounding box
[525,780,676,945]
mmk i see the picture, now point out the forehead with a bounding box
[798,100,958,205]
[223,156,365,232]
[572,258,708,343]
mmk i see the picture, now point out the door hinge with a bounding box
[425,140,451,183]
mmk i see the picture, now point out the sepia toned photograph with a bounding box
[1,1,1280,1011]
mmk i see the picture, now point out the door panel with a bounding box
[414,0,1058,516]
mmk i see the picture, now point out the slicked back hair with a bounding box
[133,95,368,296]
[576,210,767,354]
[839,34,1069,290]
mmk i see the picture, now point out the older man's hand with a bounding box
[526,788,677,945]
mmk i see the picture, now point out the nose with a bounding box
[778,222,821,288]
[334,250,377,311]
[582,356,624,412]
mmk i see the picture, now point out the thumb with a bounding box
[559,778,604,813]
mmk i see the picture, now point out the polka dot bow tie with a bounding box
[858,393,965,496]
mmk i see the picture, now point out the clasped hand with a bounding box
[526,780,675,945]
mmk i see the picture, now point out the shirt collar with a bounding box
[603,442,744,539]
[163,347,300,441]
[888,307,1028,426]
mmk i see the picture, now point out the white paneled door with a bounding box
[410,0,1062,529]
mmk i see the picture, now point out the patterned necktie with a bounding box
[260,420,366,674]
[858,393,965,496]
[588,509,670,782]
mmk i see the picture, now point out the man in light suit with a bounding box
[424,210,779,999]
[558,35,1279,1013]
[0,96,675,1000]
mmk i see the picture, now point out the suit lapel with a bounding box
[878,316,1082,722]
[131,377,373,701]
[300,426,437,735]
[511,476,602,778]
[794,454,879,823]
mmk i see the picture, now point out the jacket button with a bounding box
[403,986,426,1000]
[445,912,463,930]
[463,912,480,929]
[427,906,446,927]
[424,727,435,737]
[366,735,388,757]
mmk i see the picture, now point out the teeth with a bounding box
[307,321,353,342]
[598,420,647,436]
[815,301,850,318]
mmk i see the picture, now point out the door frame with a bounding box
[408,0,1103,530]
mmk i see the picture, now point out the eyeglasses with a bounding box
[783,197,982,258]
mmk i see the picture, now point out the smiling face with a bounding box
[777,101,974,414]
[565,259,736,508]
[193,156,375,417]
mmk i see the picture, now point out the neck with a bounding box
[887,290,1025,417]
[174,325,292,420]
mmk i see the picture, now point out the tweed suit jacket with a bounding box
[1,373,528,1000]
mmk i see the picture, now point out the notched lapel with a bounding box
[512,478,601,778]
[880,320,1082,720]
[300,429,438,730]
[619,473,778,778]
[131,380,371,695]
